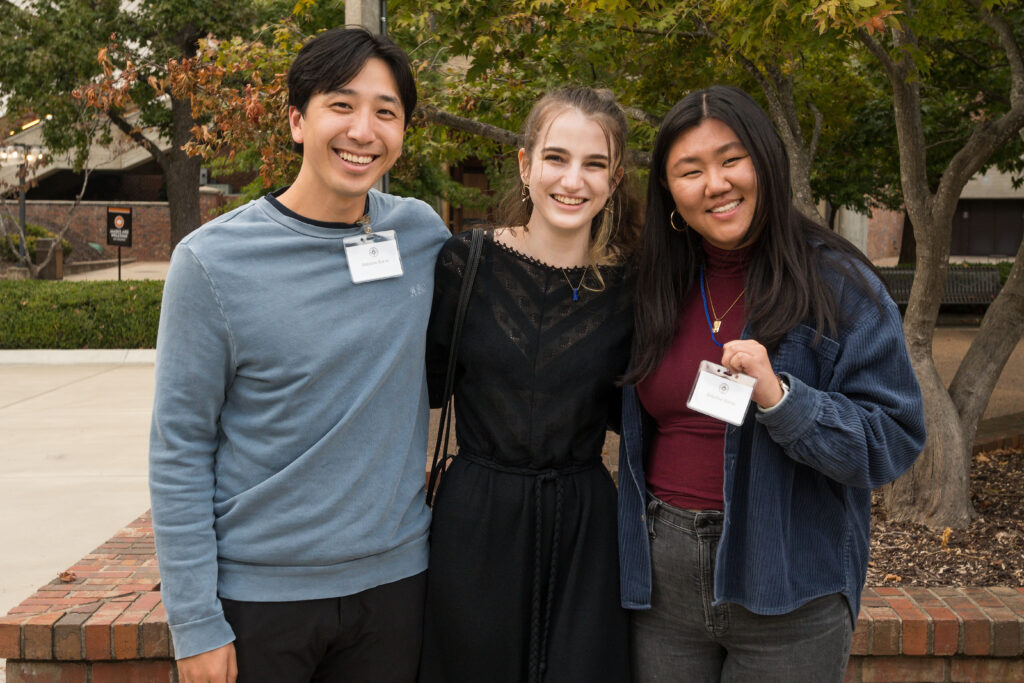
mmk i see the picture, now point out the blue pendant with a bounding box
[572,288,580,302]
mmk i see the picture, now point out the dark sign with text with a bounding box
[106,207,133,247]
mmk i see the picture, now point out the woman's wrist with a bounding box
[757,374,789,412]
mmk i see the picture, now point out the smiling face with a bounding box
[286,58,405,221]
[663,117,758,250]
[520,109,618,238]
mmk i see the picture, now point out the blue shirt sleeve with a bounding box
[148,243,237,659]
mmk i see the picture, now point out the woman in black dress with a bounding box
[419,87,640,683]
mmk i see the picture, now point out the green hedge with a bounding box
[1,223,73,263]
[997,261,1012,285]
[0,280,163,349]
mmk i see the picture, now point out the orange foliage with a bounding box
[74,32,300,189]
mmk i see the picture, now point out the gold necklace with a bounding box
[561,268,588,302]
[704,276,745,333]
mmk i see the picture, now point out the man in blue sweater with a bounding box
[149,28,449,682]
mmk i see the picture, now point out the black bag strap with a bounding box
[426,228,484,506]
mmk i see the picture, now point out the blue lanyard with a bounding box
[699,264,724,348]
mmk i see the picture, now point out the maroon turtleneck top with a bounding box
[637,240,752,511]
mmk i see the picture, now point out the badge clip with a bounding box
[686,360,757,426]
[342,229,403,283]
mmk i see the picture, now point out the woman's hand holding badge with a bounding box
[720,340,784,410]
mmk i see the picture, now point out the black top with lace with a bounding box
[421,229,634,682]
[427,229,634,469]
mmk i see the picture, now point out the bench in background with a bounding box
[878,265,1003,306]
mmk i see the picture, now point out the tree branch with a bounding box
[106,109,169,169]
[948,233,1024,439]
[807,101,823,163]
[417,103,523,148]
[737,54,823,224]
[855,27,900,83]
[31,164,93,277]
[856,21,932,231]
[969,0,1024,107]
[936,2,1024,209]
[629,148,652,168]
[416,104,652,168]
[624,106,661,128]
[611,25,710,39]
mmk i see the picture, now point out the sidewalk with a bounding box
[0,355,154,618]
[932,327,1024,422]
[64,260,170,281]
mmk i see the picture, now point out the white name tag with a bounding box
[686,360,757,426]
[343,230,403,283]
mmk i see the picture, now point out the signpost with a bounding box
[106,207,132,281]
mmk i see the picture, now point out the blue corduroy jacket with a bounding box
[617,262,926,626]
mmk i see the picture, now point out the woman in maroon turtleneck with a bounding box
[639,241,751,512]
[618,86,925,683]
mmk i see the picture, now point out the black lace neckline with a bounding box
[488,230,590,273]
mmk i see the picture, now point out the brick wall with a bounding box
[847,586,1024,682]
[17,193,232,262]
[0,514,173,682]
[2,514,1022,682]
[867,207,905,261]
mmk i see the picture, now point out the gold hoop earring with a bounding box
[521,184,530,203]
[669,210,687,232]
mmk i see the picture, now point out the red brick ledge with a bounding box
[0,513,171,682]
[846,586,1024,682]
[2,513,1022,683]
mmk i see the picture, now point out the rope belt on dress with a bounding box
[459,452,600,683]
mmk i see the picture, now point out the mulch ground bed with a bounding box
[867,446,1024,586]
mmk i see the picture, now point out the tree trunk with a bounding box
[738,58,825,227]
[883,350,974,528]
[897,211,916,264]
[948,237,1024,444]
[885,205,976,529]
[884,197,979,528]
[166,95,202,248]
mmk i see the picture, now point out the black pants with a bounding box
[221,572,426,683]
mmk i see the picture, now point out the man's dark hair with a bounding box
[288,26,417,126]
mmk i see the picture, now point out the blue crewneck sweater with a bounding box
[149,191,449,659]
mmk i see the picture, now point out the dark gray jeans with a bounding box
[631,495,852,683]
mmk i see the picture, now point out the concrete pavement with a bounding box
[0,355,155,617]
[64,260,170,281]
[932,327,1024,421]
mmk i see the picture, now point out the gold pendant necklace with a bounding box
[705,276,745,333]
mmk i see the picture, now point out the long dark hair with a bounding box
[627,85,877,383]
[496,87,641,268]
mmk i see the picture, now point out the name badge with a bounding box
[686,360,757,426]
[343,230,403,283]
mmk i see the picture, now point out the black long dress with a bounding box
[419,230,633,683]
